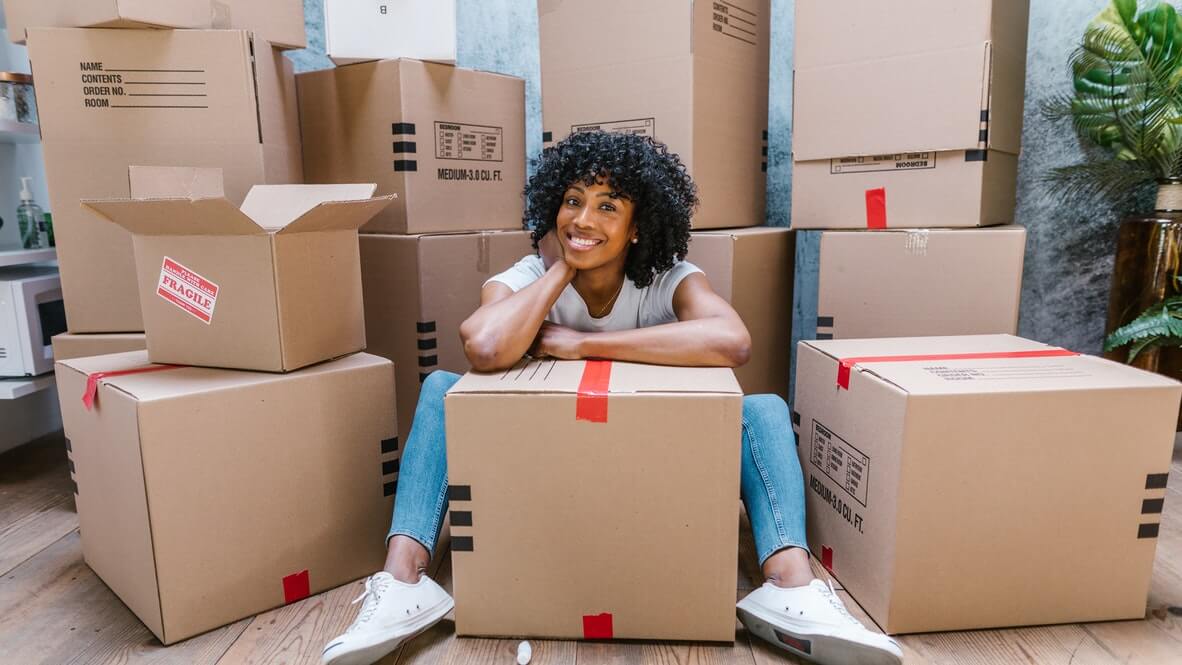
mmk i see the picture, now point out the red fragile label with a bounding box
[864,188,887,229]
[282,569,310,604]
[820,545,834,572]
[575,360,612,423]
[157,256,219,324]
[582,612,613,639]
[82,364,183,410]
[835,348,1080,390]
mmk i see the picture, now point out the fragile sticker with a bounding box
[157,257,218,324]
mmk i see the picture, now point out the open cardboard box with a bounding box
[83,169,394,372]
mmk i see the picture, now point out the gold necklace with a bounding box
[594,279,625,318]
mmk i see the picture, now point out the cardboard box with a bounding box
[446,359,743,640]
[792,334,1181,633]
[790,0,1029,229]
[789,226,1025,404]
[298,59,525,235]
[686,226,793,399]
[324,0,456,65]
[539,0,769,229]
[360,230,532,437]
[52,332,146,360]
[28,28,303,332]
[4,0,306,49]
[55,350,397,644]
[82,181,392,372]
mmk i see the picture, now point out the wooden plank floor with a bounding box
[2,431,1182,664]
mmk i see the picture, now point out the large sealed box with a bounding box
[446,359,742,641]
[686,226,793,399]
[324,0,456,65]
[298,59,525,235]
[360,230,532,437]
[28,28,303,333]
[793,334,1181,633]
[789,226,1025,403]
[83,182,392,372]
[539,0,769,229]
[55,350,398,644]
[52,332,146,360]
[5,0,306,49]
[790,0,1029,229]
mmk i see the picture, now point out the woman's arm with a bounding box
[459,241,574,371]
[531,273,751,367]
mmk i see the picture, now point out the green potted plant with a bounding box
[1044,0,1182,425]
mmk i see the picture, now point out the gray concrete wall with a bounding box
[291,0,1120,354]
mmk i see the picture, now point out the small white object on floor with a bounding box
[517,640,532,665]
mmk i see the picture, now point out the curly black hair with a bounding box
[523,131,698,288]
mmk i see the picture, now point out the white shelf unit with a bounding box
[0,246,54,267]
[0,373,53,400]
[0,119,38,144]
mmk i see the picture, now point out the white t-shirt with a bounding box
[486,255,703,332]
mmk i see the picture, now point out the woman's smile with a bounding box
[564,230,604,252]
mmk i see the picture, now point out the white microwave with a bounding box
[0,265,66,377]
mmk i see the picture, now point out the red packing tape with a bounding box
[576,360,612,423]
[821,545,834,572]
[835,348,1079,390]
[864,188,887,229]
[82,364,183,410]
[282,569,310,604]
[582,612,614,639]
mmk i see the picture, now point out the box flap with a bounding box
[82,197,265,236]
[803,334,1181,395]
[278,195,397,234]
[449,359,742,395]
[240,184,379,231]
[128,166,225,200]
[793,44,992,159]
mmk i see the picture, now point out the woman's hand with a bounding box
[538,229,567,272]
[530,322,587,360]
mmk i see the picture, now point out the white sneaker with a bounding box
[737,579,903,665]
[321,572,454,665]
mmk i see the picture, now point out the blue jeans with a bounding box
[389,371,809,566]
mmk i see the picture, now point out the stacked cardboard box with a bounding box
[787,0,1031,400]
[55,171,399,644]
[297,55,532,437]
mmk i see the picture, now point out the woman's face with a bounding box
[555,180,636,272]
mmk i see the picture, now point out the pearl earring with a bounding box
[631,237,639,244]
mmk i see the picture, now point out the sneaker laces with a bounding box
[818,579,861,626]
[348,575,392,631]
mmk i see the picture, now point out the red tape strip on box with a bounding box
[282,569,310,604]
[582,612,614,639]
[576,360,612,423]
[821,545,834,572]
[835,349,1079,389]
[82,365,184,410]
[864,188,887,229]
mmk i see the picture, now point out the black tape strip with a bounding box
[1146,473,1169,489]
[418,355,438,367]
[64,437,71,452]
[542,131,553,142]
[383,481,397,497]
[980,109,989,122]
[815,333,834,340]
[978,129,988,143]
[449,485,472,501]
[1138,523,1160,539]
[392,141,417,153]
[417,320,437,333]
[451,511,473,527]
[71,479,78,495]
[762,129,768,140]
[761,162,768,172]
[964,150,988,162]
[1142,498,1165,514]
[452,536,474,551]
[382,459,400,475]
[68,459,75,473]
[392,122,416,135]
[381,437,399,454]
[417,338,437,350]
[762,146,768,156]
[816,316,834,327]
[419,372,431,383]
[394,159,418,172]
[792,411,801,426]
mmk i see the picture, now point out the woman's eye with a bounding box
[600,203,616,212]
[565,197,580,206]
